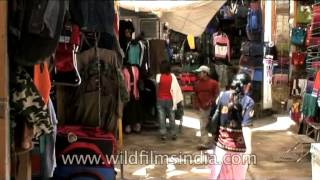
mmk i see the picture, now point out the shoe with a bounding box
[171,135,177,141]
[125,125,131,134]
[161,135,167,141]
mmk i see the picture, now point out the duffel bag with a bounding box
[55,126,115,167]
[53,166,115,180]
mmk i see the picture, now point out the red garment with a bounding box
[194,79,219,110]
[313,71,320,97]
[34,62,51,104]
[158,74,172,100]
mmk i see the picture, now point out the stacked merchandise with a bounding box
[53,1,126,179]
[288,1,312,121]
[300,1,320,126]
[289,1,320,132]
[239,1,263,102]
[306,2,320,76]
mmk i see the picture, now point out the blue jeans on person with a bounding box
[157,99,176,137]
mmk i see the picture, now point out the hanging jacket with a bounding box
[75,48,121,132]
[122,66,140,100]
[9,0,66,66]
[126,40,145,66]
[213,32,230,62]
[69,0,115,34]
[11,66,53,139]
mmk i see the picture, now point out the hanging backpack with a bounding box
[246,2,261,33]
[291,27,306,46]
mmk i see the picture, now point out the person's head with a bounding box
[230,72,252,95]
[125,29,132,39]
[160,61,171,74]
[195,65,210,80]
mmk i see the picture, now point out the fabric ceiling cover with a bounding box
[119,1,226,37]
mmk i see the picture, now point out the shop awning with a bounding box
[118,1,226,37]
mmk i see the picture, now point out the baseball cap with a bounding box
[195,65,210,74]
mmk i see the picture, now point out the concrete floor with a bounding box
[115,110,312,180]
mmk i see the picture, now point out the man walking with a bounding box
[194,65,219,150]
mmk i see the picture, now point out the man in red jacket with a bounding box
[194,65,219,150]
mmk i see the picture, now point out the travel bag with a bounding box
[55,126,115,166]
[53,126,116,179]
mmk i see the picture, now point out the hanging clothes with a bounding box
[11,66,53,139]
[9,0,66,66]
[302,93,318,117]
[34,62,51,104]
[139,39,151,77]
[187,34,195,50]
[312,71,320,97]
[214,64,229,90]
[291,79,308,97]
[57,48,125,132]
[149,39,168,75]
[69,0,115,34]
[122,66,140,100]
[122,66,142,128]
[43,98,58,178]
[126,40,145,67]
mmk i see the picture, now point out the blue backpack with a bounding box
[247,8,261,32]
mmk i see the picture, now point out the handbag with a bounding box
[296,3,312,24]
[291,27,306,45]
[292,52,306,65]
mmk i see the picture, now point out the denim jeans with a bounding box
[157,99,176,136]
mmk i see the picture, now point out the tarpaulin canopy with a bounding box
[119,1,226,37]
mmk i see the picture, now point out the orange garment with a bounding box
[34,62,51,104]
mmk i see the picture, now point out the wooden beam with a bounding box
[0,0,10,180]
